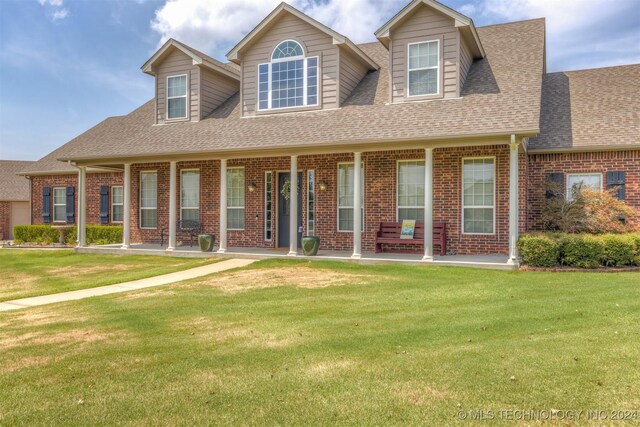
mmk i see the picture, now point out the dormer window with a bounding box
[407,40,439,97]
[167,75,188,119]
[258,40,318,110]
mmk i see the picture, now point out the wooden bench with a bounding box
[160,219,202,247]
[375,221,447,255]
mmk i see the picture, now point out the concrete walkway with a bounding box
[0,258,256,312]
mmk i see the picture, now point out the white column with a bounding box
[351,152,362,259]
[78,166,87,247]
[218,159,227,253]
[167,161,177,251]
[508,135,520,265]
[422,148,434,261]
[288,155,298,256]
[122,163,131,249]
[76,167,84,247]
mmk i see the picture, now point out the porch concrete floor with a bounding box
[77,244,516,270]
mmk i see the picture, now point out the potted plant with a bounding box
[301,236,320,256]
[198,233,215,252]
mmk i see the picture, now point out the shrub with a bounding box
[600,234,635,267]
[628,233,640,266]
[517,234,560,267]
[64,225,123,245]
[12,225,60,245]
[559,235,604,269]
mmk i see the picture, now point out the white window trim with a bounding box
[257,55,320,111]
[307,169,315,237]
[179,168,200,222]
[396,160,425,221]
[139,170,158,230]
[336,162,365,233]
[227,166,245,231]
[53,187,66,223]
[406,39,440,98]
[565,173,603,200]
[265,171,273,241]
[271,39,305,61]
[461,157,496,236]
[166,74,188,120]
[111,185,124,224]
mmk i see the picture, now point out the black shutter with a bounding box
[43,187,51,224]
[546,173,565,199]
[100,186,110,224]
[66,187,75,224]
[606,171,625,200]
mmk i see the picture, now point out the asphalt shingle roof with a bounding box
[24,19,549,174]
[0,161,34,201]
[529,65,640,151]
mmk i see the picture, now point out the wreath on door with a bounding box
[280,179,291,201]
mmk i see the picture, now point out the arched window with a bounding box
[258,40,318,110]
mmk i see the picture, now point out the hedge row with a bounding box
[12,225,123,246]
[518,233,640,268]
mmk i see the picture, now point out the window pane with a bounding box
[462,159,494,234]
[140,172,157,209]
[112,205,123,222]
[54,205,66,222]
[168,97,186,119]
[307,170,315,236]
[338,208,353,231]
[398,161,425,219]
[167,75,187,97]
[141,209,157,228]
[271,59,304,108]
[181,170,200,210]
[272,40,303,59]
[265,172,273,240]
[181,208,199,222]
[227,169,245,208]
[112,187,123,204]
[398,208,424,221]
[228,208,244,229]
[409,69,437,96]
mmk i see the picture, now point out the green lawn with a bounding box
[1,259,639,426]
[0,249,215,301]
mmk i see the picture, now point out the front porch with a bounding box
[76,244,516,270]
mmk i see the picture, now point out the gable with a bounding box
[155,48,199,123]
[240,11,339,116]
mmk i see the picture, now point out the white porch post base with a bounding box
[218,159,227,254]
[288,155,298,256]
[167,161,177,251]
[122,163,131,249]
[422,148,434,262]
[508,135,520,265]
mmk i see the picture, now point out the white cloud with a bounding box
[52,8,69,21]
[150,0,406,57]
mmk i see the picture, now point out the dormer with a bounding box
[226,2,378,117]
[142,39,240,124]
[375,0,485,103]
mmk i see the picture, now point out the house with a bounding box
[0,160,34,240]
[17,0,639,263]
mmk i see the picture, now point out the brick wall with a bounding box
[0,201,9,240]
[121,146,516,254]
[31,172,123,226]
[527,150,640,230]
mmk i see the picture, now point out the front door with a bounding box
[277,172,302,248]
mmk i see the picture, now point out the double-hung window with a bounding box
[227,168,245,230]
[167,75,187,119]
[181,170,200,221]
[397,160,425,221]
[111,186,124,223]
[140,171,157,229]
[337,163,364,232]
[566,173,602,201]
[258,40,318,110]
[462,158,495,234]
[53,187,66,222]
[407,40,439,97]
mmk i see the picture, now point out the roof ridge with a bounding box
[478,17,545,29]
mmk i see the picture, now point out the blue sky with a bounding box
[1,0,638,161]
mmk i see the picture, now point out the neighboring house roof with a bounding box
[142,38,240,80]
[0,160,34,201]
[226,2,379,70]
[529,65,640,152]
[38,19,545,167]
[375,0,485,58]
